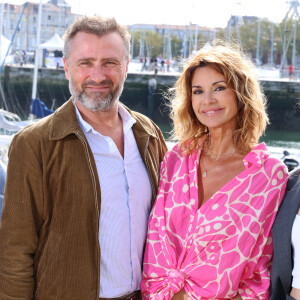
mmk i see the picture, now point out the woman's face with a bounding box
[191,66,238,132]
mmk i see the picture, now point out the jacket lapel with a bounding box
[274,168,300,293]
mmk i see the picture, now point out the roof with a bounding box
[39,33,63,50]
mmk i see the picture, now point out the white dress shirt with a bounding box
[75,103,152,297]
[292,214,300,289]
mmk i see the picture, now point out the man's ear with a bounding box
[63,57,70,80]
[124,59,129,79]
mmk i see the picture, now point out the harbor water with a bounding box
[0,65,300,165]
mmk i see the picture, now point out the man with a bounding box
[270,166,300,300]
[0,15,167,300]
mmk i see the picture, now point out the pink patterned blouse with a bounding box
[141,143,288,299]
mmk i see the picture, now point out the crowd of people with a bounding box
[0,14,299,300]
[140,56,172,73]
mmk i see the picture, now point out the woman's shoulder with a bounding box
[250,143,287,167]
[244,143,289,186]
[244,143,283,167]
[161,142,199,172]
[165,142,184,156]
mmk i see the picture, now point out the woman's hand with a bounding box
[230,294,242,300]
[291,287,300,299]
[171,289,188,300]
[172,291,242,299]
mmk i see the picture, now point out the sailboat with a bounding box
[0,0,54,163]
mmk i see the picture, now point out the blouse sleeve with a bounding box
[238,235,273,300]
[238,161,289,300]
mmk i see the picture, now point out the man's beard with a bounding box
[69,77,124,112]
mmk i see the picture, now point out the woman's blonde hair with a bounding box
[168,40,269,154]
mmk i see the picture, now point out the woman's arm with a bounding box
[171,290,243,300]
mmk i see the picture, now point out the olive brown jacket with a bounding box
[0,99,167,300]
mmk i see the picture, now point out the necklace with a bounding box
[200,155,209,178]
[200,150,236,178]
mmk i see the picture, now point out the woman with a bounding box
[270,166,300,300]
[140,42,289,299]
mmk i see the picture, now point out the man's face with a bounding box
[63,32,129,111]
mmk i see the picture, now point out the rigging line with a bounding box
[16,76,31,116]
[57,81,68,103]
[0,2,28,74]
[45,77,55,101]
[0,82,8,110]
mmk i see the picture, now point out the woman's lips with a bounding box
[202,108,223,116]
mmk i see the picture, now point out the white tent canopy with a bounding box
[0,35,11,65]
[39,33,63,50]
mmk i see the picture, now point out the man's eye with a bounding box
[106,61,117,66]
[79,61,90,66]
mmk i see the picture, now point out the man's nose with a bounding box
[89,65,107,82]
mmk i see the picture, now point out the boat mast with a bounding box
[31,0,43,101]
[281,0,299,70]
[256,18,261,66]
[0,3,3,58]
[270,21,274,66]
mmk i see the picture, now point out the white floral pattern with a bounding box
[141,143,288,300]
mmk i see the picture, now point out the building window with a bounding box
[48,15,51,20]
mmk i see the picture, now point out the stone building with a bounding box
[1,0,80,52]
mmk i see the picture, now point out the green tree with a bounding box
[129,30,164,59]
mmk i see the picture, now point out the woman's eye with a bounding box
[215,86,226,91]
[193,90,203,95]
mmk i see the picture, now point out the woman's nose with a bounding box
[202,91,214,103]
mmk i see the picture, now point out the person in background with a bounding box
[270,165,300,300]
[0,15,167,300]
[141,41,289,299]
[289,64,294,79]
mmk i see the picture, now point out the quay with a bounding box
[0,65,300,136]
[4,63,300,93]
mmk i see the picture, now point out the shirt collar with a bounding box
[74,101,136,135]
[243,142,269,168]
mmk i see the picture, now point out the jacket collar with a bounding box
[49,98,81,140]
[49,97,159,141]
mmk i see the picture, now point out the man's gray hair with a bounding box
[62,15,131,62]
